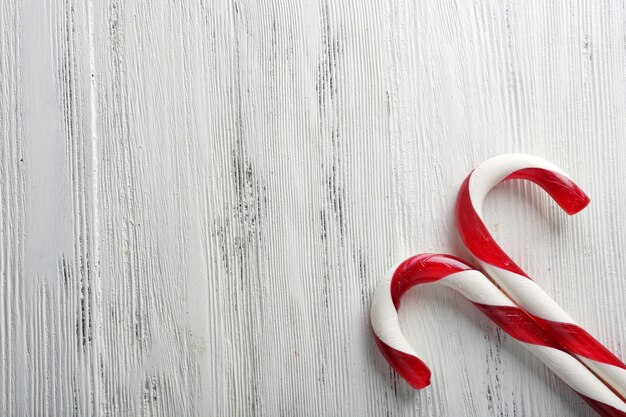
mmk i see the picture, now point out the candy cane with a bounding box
[456,153,626,401]
[370,253,626,416]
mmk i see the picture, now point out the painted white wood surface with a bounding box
[2,0,626,416]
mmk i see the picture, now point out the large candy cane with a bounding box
[456,153,626,400]
[371,253,626,416]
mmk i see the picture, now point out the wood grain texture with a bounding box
[2,0,626,415]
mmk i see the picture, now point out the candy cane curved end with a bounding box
[370,254,472,389]
[464,153,590,217]
[456,153,590,279]
[371,254,523,388]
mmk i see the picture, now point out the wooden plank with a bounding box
[1,0,101,415]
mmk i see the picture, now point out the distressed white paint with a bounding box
[2,0,626,416]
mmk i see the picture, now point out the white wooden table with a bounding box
[2,1,626,416]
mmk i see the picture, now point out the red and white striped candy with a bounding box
[456,153,626,401]
[370,253,626,416]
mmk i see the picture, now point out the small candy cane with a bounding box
[456,153,626,401]
[370,253,626,416]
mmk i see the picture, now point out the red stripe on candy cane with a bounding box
[472,304,555,347]
[530,316,626,370]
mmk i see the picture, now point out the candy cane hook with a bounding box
[370,253,626,416]
[456,153,626,400]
